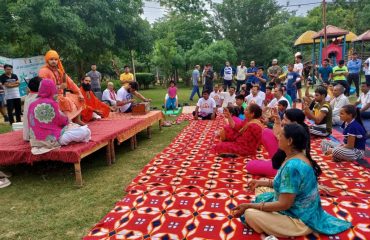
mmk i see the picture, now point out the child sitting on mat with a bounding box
[321,105,366,162]
[193,90,216,120]
[235,94,246,120]
[165,80,177,110]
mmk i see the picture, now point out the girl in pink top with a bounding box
[166,80,178,110]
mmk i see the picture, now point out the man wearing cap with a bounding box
[267,59,282,85]
[347,53,362,97]
[38,50,85,124]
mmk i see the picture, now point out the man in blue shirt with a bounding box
[347,52,362,97]
[286,63,300,108]
[318,58,333,84]
[189,65,201,101]
[256,66,268,92]
[246,60,258,95]
[220,61,235,91]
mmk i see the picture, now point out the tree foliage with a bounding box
[0,0,151,78]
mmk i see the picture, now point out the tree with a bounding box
[152,33,184,85]
[156,0,211,16]
[0,0,151,79]
[187,40,237,72]
[212,0,281,60]
[152,14,212,51]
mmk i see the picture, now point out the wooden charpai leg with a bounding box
[159,119,163,131]
[134,134,138,149]
[106,141,112,166]
[147,126,152,139]
[74,161,83,187]
[130,136,135,150]
[110,139,116,163]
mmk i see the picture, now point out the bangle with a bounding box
[259,202,265,211]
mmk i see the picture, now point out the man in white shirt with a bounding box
[355,82,370,119]
[236,60,247,93]
[193,90,217,120]
[268,87,291,109]
[221,86,236,108]
[102,82,117,106]
[221,61,234,91]
[245,85,264,107]
[294,54,304,102]
[330,84,349,125]
[364,57,370,87]
[210,84,224,107]
[116,82,150,113]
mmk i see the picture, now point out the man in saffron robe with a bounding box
[38,50,85,124]
[80,76,110,122]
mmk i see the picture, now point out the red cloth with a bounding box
[80,87,110,122]
[0,118,144,165]
[265,92,274,105]
[214,121,262,156]
[84,117,369,240]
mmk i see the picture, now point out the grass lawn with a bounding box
[0,85,194,240]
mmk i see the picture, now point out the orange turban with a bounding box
[44,50,65,75]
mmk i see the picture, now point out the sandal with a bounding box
[0,171,11,178]
[0,178,11,188]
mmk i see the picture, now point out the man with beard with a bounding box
[38,50,85,125]
[116,81,151,113]
[80,76,110,122]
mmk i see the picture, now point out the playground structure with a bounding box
[295,26,370,67]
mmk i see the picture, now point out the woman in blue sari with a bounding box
[233,124,352,237]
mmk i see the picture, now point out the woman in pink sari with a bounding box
[28,79,91,154]
[214,104,264,157]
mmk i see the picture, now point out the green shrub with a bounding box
[136,73,155,89]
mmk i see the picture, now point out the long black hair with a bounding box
[281,124,322,177]
[272,109,311,169]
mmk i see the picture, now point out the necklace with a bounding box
[285,151,301,160]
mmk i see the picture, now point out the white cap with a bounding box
[295,52,302,57]
[272,59,278,63]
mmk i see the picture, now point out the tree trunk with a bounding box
[77,59,85,83]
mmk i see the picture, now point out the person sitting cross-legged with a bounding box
[28,79,91,155]
[330,84,349,126]
[213,103,263,157]
[232,123,352,238]
[303,86,332,137]
[321,105,367,162]
[116,82,151,113]
[102,81,117,106]
[165,80,178,110]
[23,76,41,141]
[193,90,216,120]
[80,76,110,122]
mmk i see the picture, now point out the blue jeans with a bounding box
[190,85,200,100]
[286,88,297,101]
[166,98,176,110]
[365,75,370,87]
[361,111,370,119]
[223,80,232,91]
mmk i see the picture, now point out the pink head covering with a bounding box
[38,79,58,99]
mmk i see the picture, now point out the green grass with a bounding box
[0,86,189,240]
